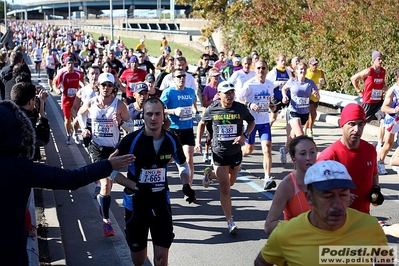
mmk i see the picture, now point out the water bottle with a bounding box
[371,193,378,206]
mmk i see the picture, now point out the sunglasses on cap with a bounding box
[221,83,234,88]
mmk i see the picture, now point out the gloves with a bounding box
[173,107,184,117]
[369,185,384,206]
[182,184,196,204]
[194,112,202,123]
[136,182,153,193]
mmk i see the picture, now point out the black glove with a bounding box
[182,184,196,204]
[136,182,153,193]
[369,185,384,205]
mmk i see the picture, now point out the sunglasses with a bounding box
[101,82,114,87]
[175,75,186,79]
[257,67,267,70]
[221,83,234,88]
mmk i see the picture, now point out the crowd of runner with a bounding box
[2,20,399,265]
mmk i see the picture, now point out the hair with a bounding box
[288,135,317,158]
[296,61,307,70]
[172,68,185,77]
[201,53,210,59]
[242,56,252,63]
[10,82,36,106]
[102,61,112,70]
[15,72,32,83]
[276,53,286,61]
[142,97,165,116]
[256,59,268,67]
[174,56,187,64]
[10,51,23,65]
[206,67,219,84]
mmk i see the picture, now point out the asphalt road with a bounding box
[30,66,399,266]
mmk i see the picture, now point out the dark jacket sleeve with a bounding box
[26,159,113,190]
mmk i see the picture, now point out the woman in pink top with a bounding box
[264,135,317,233]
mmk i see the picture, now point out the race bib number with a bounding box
[216,124,237,141]
[92,120,114,138]
[209,60,215,67]
[138,168,167,192]
[200,76,207,86]
[67,88,78,97]
[254,95,271,113]
[295,96,309,108]
[371,89,383,101]
[179,106,193,121]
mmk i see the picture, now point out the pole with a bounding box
[4,0,6,27]
[110,0,114,41]
[170,0,174,20]
[68,0,71,27]
[122,0,125,31]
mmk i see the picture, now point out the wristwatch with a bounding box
[243,132,249,139]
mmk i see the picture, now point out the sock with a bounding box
[99,194,111,220]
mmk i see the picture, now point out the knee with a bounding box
[132,256,146,266]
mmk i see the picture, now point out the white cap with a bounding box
[217,81,235,93]
[140,38,145,43]
[304,160,356,191]
[98,73,115,84]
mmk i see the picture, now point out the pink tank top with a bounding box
[283,172,312,220]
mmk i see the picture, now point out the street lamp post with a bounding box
[68,0,71,27]
[4,0,7,27]
[109,0,114,41]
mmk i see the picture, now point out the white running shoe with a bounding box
[279,146,287,164]
[376,144,383,153]
[73,133,80,145]
[377,162,387,175]
[228,219,238,235]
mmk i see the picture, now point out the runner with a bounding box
[279,62,319,164]
[77,72,132,237]
[160,69,197,186]
[238,59,276,190]
[111,97,195,266]
[195,81,255,234]
[53,56,84,145]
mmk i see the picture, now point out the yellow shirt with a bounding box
[261,208,389,266]
[306,68,323,102]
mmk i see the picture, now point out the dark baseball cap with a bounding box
[145,73,155,82]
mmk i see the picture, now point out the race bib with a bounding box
[67,88,78,97]
[138,65,147,72]
[92,120,114,138]
[295,96,309,108]
[200,76,207,86]
[371,89,383,101]
[139,168,166,184]
[209,60,215,67]
[254,95,271,113]
[179,106,193,121]
[216,124,237,141]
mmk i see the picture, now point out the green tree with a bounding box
[177,0,399,93]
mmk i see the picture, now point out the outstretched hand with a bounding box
[108,149,136,170]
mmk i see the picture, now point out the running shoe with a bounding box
[228,219,238,235]
[92,186,101,199]
[279,146,287,164]
[308,130,314,138]
[264,180,277,190]
[203,167,212,188]
[66,135,71,145]
[208,153,212,162]
[392,166,399,176]
[377,162,387,175]
[378,221,386,227]
[73,133,80,145]
[203,152,209,163]
[103,222,115,237]
[376,144,383,153]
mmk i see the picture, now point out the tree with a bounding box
[177,0,399,93]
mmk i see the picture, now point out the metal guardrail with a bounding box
[319,90,362,110]
[83,25,190,35]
